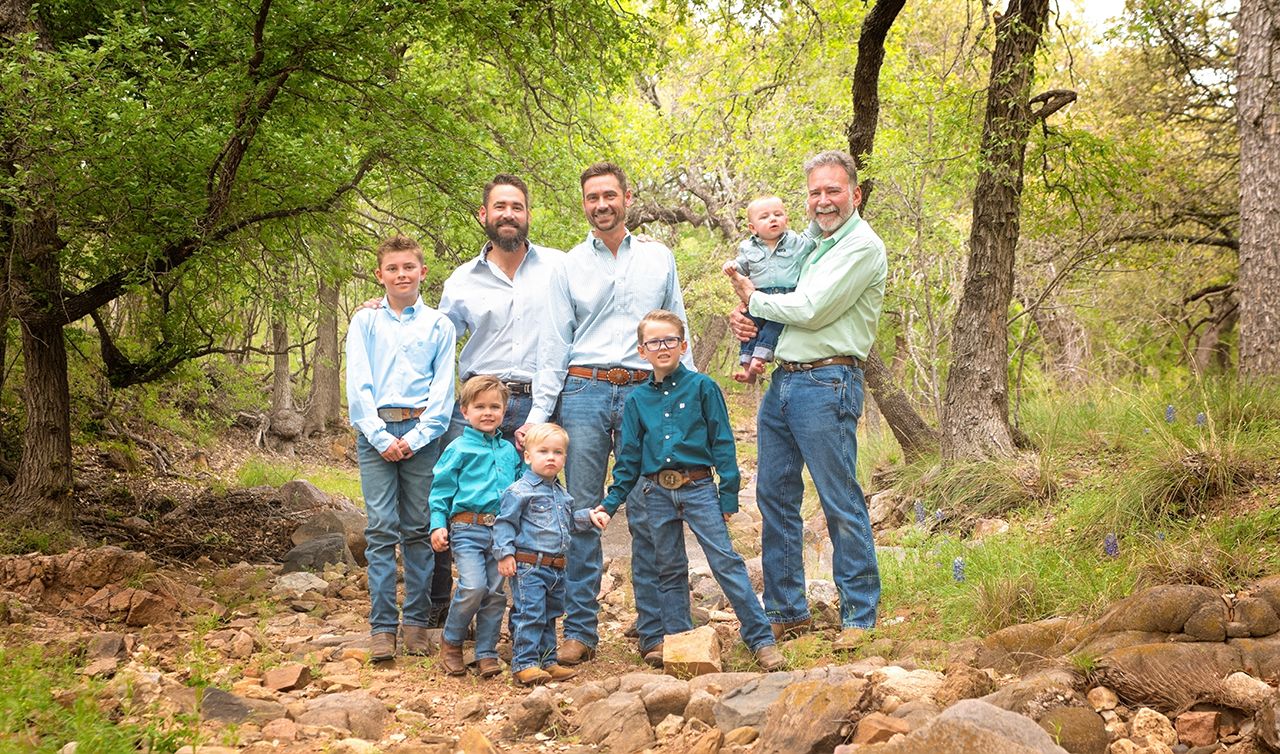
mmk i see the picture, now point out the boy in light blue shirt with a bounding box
[494,423,609,685]
[722,196,816,383]
[345,235,456,662]
[429,375,522,678]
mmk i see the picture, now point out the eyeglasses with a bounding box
[641,336,684,351]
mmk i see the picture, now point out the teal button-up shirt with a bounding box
[748,212,886,362]
[428,426,522,531]
[601,365,740,515]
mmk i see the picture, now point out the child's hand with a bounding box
[590,506,611,529]
[498,555,516,577]
[724,513,732,523]
[430,528,449,551]
[722,260,738,275]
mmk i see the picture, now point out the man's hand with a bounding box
[726,267,757,306]
[430,528,449,551]
[498,555,516,577]
[729,306,759,343]
[379,438,413,462]
[590,506,611,529]
[359,297,382,310]
[513,423,532,452]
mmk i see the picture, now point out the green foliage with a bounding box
[235,457,362,503]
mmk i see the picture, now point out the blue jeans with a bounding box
[559,375,687,651]
[509,561,565,672]
[644,477,775,651]
[356,420,442,635]
[433,391,536,607]
[756,364,879,628]
[738,286,793,363]
[442,522,505,658]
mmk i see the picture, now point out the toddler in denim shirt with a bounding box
[494,423,608,685]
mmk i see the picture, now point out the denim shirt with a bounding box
[728,229,817,289]
[493,470,594,559]
[428,426,522,531]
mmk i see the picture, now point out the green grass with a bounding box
[235,457,363,504]
[0,646,191,754]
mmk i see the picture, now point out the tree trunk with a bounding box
[304,278,343,435]
[941,0,1050,462]
[1192,293,1239,374]
[1021,295,1091,388]
[271,316,293,412]
[1236,0,1280,377]
[692,314,729,373]
[842,0,939,461]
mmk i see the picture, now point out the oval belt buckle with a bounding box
[657,469,686,490]
[606,367,631,385]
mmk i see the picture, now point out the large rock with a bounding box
[291,510,368,567]
[978,618,1080,672]
[83,586,178,626]
[295,692,389,739]
[278,480,332,513]
[1037,707,1108,754]
[281,533,355,574]
[1238,598,1280,638]
[1096,643,1243,709]
[642,679,691,726]
[1230,633,1280,680]
[1215,671,1273,711]
[934,664,996,707]
[0,546,153,607]
[1255,691,1280,753]
[981,671,1083,720]
[577,692,654,754]
[714,671,798,731]
[663,625,721,678]
[1095,585,1223,635]
[1250,575,1280,619]
[842,699,1070,754]
[505,687,560,737]
[198,688,286,725]
[1183,601,1229,641]
[871,667,946,703]
[756,677,868,754]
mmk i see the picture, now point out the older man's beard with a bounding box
[485,218,529,253]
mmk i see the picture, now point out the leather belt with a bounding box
[645,467,712,490]
[377,406,426,421]
[514,551,566,569]
[567,365,651,386]
[451,511,496,526]
[778,356,863,372]
[463,376,533,396]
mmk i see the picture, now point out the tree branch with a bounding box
[1029,88,1076,121]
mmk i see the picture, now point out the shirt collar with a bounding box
[588,230,632,255]
[381,295,426,319]
[461,425,501,444]
[650,363,689,389]
[520,468,558,487]
[478,240,535,268]
[811,211,863,264]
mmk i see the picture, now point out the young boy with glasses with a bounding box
[597,309,785,672]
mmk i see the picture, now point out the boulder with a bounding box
[1183,601,1229,642]
[577,692,654,754]
[295,692,389,739]
[1095,585,1222,635]
[278,480,331,513]
[664,625,721,678]
[871,666,946,703]
[83,586,178,626]
[838,699,1069,754]
[1038,707,1108,754]
[978,618,1080,672]
[714,671,797,730]
[1238,598,1280,638]
[756,677,868,754]
[281,533,355,574]
[642,679,691,726]
[291,510,369,567]
[1096,643,1243,709]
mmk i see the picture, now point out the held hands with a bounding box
[430,528,449,551]
[725,267,756,306]
[498,555,516,577]
[379,438,414,462]
[590,506,611,529]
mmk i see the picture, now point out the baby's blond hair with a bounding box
[523,423,569,450]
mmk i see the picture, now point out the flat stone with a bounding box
[1175,711,1220,748]
[714,671,797,730]
[295,692,389,739]
[664,625,721,678]
[272,571,329,599]
[756,677,868,754]
[85,631,125,659]
[263,662,310,692]
[577,692,654,753]
[689,672,762,696]
[872,666,946,703]
[853,712,912,744]
[199,688,286,724]
[642,679,691,726]
[81,657,119,677]
[281,533,354,574]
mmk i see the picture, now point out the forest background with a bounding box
[1,0,1279,637]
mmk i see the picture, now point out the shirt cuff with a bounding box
[719,494,739,515]
[430,512,448,531]
[601,495,623,515]
[368,428,395,453]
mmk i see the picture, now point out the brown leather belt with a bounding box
[463,376,533,396]
[567,365,651,386]
[514,551,566,569]
[377,406,426,421]
[451,511,496,526]
[778,356,863,372]
[645,467,712,490]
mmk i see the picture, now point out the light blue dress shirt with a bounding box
[345,295,456,453]
[437,242,566,382]
[528,232,694,424]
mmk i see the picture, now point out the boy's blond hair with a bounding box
[523,423,569,450]
[459,374,510,407]
[636,309,686,343]
[376,234,424,265]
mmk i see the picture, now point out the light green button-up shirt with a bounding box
[747,212,886,362]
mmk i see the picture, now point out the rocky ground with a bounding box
[7,476,1280,754]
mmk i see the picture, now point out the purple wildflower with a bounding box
[952,557,966,583]
[1165,405,1175,423]
[1196,412,1206,427]
[1104,532,1120,558]
[914,500,926,525]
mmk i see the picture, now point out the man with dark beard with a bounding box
[426,173,566,626]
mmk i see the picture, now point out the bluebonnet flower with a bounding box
[915,500,926,525]
[1104,532,1120,558]
[1165,405,1175,423]
[952,557,966,583]
[934,509,944,523]
[1156,531,1166,542]
[1143,428,1151,435]
[1196,412,1206,427]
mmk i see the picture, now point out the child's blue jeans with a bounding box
[739,286,795,363]
[442,521,505,659]
[509,558,566,672]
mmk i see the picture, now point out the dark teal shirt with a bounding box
[602,364,740,515]
[428,426,522,530]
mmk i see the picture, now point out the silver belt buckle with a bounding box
[657,470,686,490]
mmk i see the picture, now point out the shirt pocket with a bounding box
[527,497,557,530]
